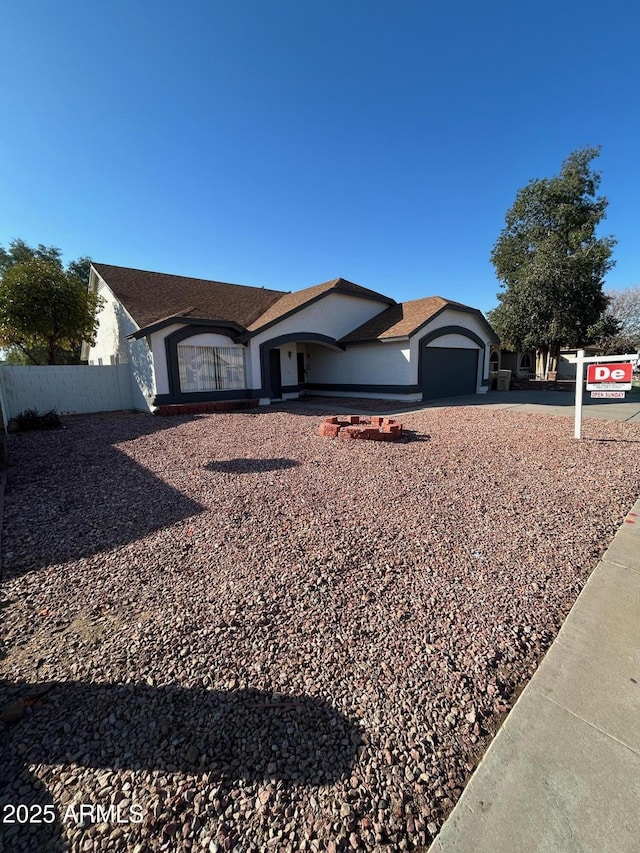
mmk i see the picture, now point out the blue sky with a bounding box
[1,1,638,315]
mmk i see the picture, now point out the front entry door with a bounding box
[269,348,282,398]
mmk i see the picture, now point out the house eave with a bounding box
[128,316,247,341]
[410,304,500,345]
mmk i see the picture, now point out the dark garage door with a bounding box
[421,346,479,400]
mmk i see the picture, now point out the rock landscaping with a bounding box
[2,404,640,852]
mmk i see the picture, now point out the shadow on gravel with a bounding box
[2,414,205,581]
[399,430,431,443]
[586,437,640,444]
[1,679,362,851]
[205,457,301,474]
[281,397,425,415]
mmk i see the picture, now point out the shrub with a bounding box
[13,408,62,432]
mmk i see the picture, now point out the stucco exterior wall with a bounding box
[278,346,299,391]
[87,273,155,411]
[248,293,389,390]
[127,340,157,411]
[419,308,490,340]
[309,342,411,386]
[426,332,479,349]
[260,305,493,399]
[88,277,135,365]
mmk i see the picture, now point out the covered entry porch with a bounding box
[259,334,345,400]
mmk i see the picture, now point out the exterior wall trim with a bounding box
[130,317,245,341]
[306,382,421,394]
[417,325,486,396]
[153,389,259,405]
[412,304,499,345]
[419,324,486,349]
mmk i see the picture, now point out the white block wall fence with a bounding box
[0,365,135,427]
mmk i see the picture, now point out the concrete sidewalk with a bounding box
[431,498,640,853]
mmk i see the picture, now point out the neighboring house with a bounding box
[557,346,605,380]
[84,263,498,412]
[492,347,537,379]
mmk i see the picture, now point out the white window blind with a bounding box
[177,345,246,392]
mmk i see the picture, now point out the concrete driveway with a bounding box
[407,389,640,423]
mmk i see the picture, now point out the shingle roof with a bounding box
[92,265,494,347]
[246,278,394,333]
[339,295,491,342]
[92,263,287,331]
[339,296,448,341]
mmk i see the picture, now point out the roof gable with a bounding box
[245,277,394,335]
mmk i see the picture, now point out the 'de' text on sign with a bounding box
[586,362,633,391]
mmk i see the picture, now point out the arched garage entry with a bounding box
[419,326,485,400]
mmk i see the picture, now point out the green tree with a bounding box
[489,147,616,376]
[0,238,63,272]
[0,240,101,365]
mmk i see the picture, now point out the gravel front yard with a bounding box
[2,404,640,852]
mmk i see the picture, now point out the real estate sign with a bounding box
[575,352,639,439]
[586,363,633,391]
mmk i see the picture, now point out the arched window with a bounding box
[519,353,532,376]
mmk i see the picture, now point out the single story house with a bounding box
[557,346,606,380]
[84,263,499,412]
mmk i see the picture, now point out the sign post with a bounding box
[574,351,638,439]
[574,350,585,440]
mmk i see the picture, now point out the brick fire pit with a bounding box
[318,415,403,441]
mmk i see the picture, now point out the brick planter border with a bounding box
[155,399,260,416]
[318,415,403,442]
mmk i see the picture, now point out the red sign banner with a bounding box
[586,363,633,383]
